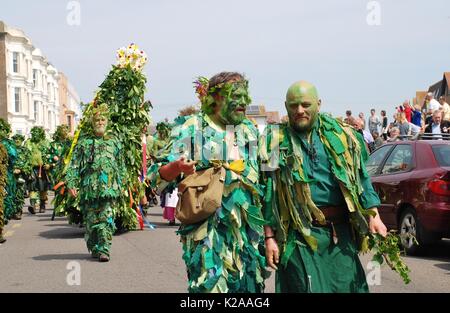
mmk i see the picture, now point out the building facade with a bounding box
[0,21,80,137]
[58,72,81,135]
[245,104,280,134]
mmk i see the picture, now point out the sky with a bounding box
[2,0,450,123]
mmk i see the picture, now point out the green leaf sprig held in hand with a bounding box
[368,231,414,284]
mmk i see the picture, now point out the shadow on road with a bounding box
[150,221,180,229]
[407,240,450,266]
[433,263,450,274]
[32,253,94,261]
[146,212,163,217]
[39,227,84,239]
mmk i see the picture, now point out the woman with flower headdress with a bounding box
[148,72,268,293]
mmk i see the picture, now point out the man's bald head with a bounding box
[285,81,321,133]
[286,81,320,104]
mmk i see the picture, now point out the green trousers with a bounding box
[276,223,369,293]
[82,201,116,257]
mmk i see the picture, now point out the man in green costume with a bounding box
[261,81,387,293]
[25,127,51,214]
[11,134,32,220]
[149,72,268,293]
[0,119,20,222]
[48,125,71,188]
[0,140,8,244]
[67,104,126,262]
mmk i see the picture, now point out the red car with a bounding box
[367,140,450,254]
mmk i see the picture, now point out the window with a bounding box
[381,145,414,175]
[16,129,23,135]
[48,83,52,99]
[48,111,52,129]
[34,101,39,122]
[432,145,450,167]
[33,70,38,88]
[14,87,21,112]
[366,145,393,176]
[67,115,72,131]
[13,52,19,73]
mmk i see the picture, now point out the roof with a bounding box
[444,72,450,90]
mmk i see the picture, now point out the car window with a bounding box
[381,144,414,174]
[432,145,450,167]
[367,145,393,175]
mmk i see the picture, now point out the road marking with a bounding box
[4,230,14,238]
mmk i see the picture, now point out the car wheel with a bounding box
[399,209,420,255]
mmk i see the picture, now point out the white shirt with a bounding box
[165,188,179,208]
[429,99,440,113]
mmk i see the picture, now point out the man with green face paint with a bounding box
[66,104,126,262]
[148,72,268,293]
[260,81,387,293]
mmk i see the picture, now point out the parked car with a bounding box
[367,140,450,254]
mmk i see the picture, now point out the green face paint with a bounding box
[285,81,321,133]
[217,81,251,126]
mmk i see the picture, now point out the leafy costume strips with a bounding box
[61,44,151,231]
[148,74,268,293]
[0,142,7,244]
[0,119,20,221]
[12,134,32,220]
[48,125,72,187]
[260,81,410,293]
[66,104,126,262]
[25,127,51,214]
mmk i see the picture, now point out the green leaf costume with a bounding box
[0,143,8,240]
[66,134,126,256]
[1,138,19,220]
[260,113,380,293]
[148,113,269,293]
[61,44,151,231]
[11,134,31,220]
[24,127,51,211]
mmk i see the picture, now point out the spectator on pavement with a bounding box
[424,110,450,140]
[368,109,381,136]
[439,96,450,121]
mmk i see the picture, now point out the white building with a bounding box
[0,21,79,137]
[246,105,280,134]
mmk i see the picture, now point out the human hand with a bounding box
[369,208,388,237]
[13,169,21,174]
[69,188,78,198]
[177,157,197,176]
[265,238,280,270]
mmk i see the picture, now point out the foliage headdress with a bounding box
[193,73,250,115]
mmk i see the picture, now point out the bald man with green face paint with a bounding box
[260,81,387,293]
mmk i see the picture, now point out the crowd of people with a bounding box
[343,93,450,153]
[0,122,71,244]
